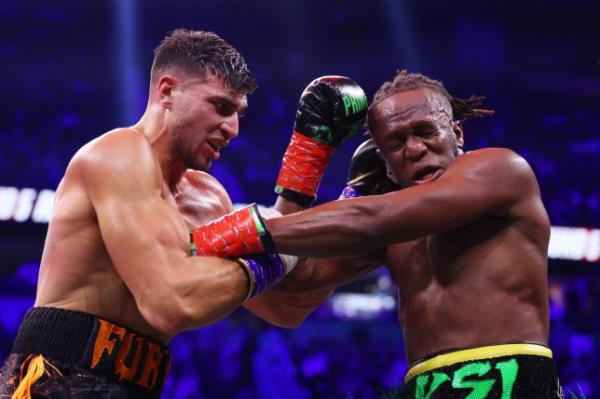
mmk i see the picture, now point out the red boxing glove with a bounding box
[191,204,275,258]
[275,76,367,206]
[276,132,334,199]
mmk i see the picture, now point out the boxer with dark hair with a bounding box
[195,70,562,398]
[0,28,259,399]
[0,26,368,396]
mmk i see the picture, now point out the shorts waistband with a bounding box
[11,307,170,396]
[405,342,552,383]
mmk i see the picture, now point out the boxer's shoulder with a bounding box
[456,147,531,173]
[176,171,234,222]
[81,128,152,161]
[447,147,537,190]
[180,170,225,193]
[179,171,230,203]
[73,128,157,178]
[448,147,546,224]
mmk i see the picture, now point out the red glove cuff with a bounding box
[275,131,334,201]
[191,204,272,257]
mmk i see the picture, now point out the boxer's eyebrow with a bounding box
[209,95,247,117]
[210,95,236,107]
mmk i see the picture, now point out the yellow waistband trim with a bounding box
[405,343,552,383]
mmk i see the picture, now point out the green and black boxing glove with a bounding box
[275,76,368,206]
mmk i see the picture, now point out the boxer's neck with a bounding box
[133,104,186,190]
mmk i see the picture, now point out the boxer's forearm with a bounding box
[190,194,394,259]
[266,196,384,258]
[244,250,383,327]
[266,159,500,258]
[244,283,333,329]
[144,256,248,337]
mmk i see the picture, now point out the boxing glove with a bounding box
[339,139,400,199]
[275,76,368,206]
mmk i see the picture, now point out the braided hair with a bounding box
[369,70,494,124]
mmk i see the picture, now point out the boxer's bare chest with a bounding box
[385,215,512,297]
[386,236,442,296]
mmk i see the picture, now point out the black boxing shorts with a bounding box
[0,307,170,399]
[384,343,563,399]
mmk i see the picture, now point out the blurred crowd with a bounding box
[1,264,599,398]
[0,63,598,226]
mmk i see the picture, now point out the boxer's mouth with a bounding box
[412,166,443,184]
[206,139,224,152]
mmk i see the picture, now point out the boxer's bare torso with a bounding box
[245,86,552,364]
[248,147,551,365]
[386,194,549,362]
[32,68,254,343]
[35,128,240,342]
[36,131,172,339]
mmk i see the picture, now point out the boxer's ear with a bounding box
[452,120,464,150]
[157,74,177,109]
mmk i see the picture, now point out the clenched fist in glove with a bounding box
[275,76,368,206]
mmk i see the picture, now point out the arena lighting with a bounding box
[1,187,599,263]
[114,0,144,125]
[382,0,421,71]
[548,226,600,263]
[0,187,55,223]
[329,292,396,319]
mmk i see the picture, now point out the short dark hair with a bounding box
[151,29,257,95]
[368,70,493,127]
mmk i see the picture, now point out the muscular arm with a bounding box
[267,148,541,258]
[83,130,248,339]
[173,172,357,329]
[243,251,384,327]
[245,195,385,327]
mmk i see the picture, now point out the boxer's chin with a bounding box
[199,160,212,172]
[184,152,211,172]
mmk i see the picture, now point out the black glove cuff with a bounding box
[252,205,278,252]
[275,187,315,208]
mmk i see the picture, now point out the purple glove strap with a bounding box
[243,253,286,297]
[338,185,361,200]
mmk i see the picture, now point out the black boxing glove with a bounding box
[275,76,368,206]
[339,139,400,199]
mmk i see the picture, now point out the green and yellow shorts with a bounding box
[395,343,562,399]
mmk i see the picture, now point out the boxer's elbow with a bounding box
[249,307,308,329]
[245,293,321,329]
[150,296,232,335]
[136,288,204,337]
[138,294,192,338]
[275,306,321,328]
[269,316,306,329]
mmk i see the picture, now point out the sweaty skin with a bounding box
[255,88,550,364]
[35,73,251,343]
